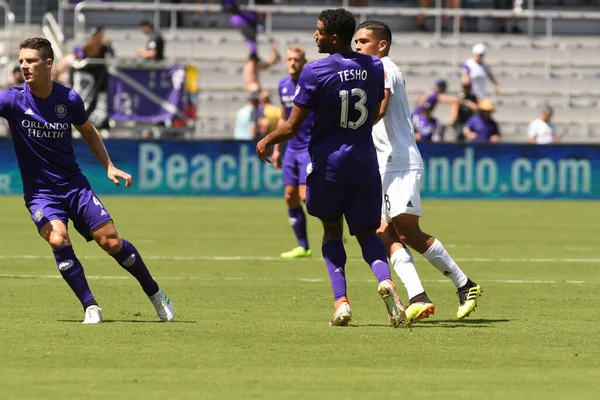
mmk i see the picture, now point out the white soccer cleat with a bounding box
[149,288,174,322]
[329,299,352,327]
[377,279,406,328]
[82,305,103,324]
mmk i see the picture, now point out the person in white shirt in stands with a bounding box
[527,105,559,144]
[461,44,500,100]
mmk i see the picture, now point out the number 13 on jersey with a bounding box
[339,88,368,129]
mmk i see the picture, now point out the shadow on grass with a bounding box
[57,319,196,324]
[351,319,511,329]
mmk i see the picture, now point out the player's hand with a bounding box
[107,165,132,187]
[272,149,282,169]
[494,84,501,95]
[256,138,273,164]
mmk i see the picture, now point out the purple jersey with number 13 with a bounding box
[293,52,385,183]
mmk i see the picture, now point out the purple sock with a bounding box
[53,245,97,310]
[359,234,392,283]
[111,239,159,297]
[288,207,309,249]
[322,240,347,301]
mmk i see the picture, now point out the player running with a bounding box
[257,9,404,328]
[272,46,313,259]
[0,38,174,324]
[355,21,482,321]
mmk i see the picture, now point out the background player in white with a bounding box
[355,21,482,321]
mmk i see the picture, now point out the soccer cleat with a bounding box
[457,284,482,319]
[377,279,406,328]
[280,246,312,259]
[405,302,435,324]
[149,288,175,322]
[329,298,352,326]
[82,305,103,324]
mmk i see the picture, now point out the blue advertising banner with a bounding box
[0,140,598,198]
[108,66,186,123]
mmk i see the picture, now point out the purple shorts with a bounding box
[282,149,311,186]
[24,180,113,242]
[306,173,382,236]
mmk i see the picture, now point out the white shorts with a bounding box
[381,169,423,222]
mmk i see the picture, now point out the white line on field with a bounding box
[0,274,596,284]
[0,255,599,263]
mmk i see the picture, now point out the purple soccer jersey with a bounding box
[412,112,443,142]
[0,82,88,193]
[293,52,385,235]
[465,114,500,142]
[279,76,312,186]
[278,76,312,151]
[293,52,384,183]
[0,82,112,239]
[414,90,440,115]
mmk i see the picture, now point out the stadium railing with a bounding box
[0,0,15,82]
[59,0,600,43]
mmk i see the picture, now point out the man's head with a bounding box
[541,104,553,122]
[139,20,153,35]
[354,20,392,58]
[12,65,24,84]
[313,9,356,54]
[259,89,271,105]
[285,45,307,80]
[18,38,54,85]
[472,43,486,64]
[90,26,105,42]
[435,79,447,94]
[248,91,260,106]
[478,99,495,119]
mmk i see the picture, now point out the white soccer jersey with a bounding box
[527,118,555,144]
[462,57,491,100]
[372,56,424,174]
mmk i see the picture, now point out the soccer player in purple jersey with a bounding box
[272,46,313,259]
[257,9,404,328]
[0,38,174,324]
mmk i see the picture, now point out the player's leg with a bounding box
[280,151,311,258]
[390,170,482,319]
[377,219,435,324]
[347,178,404,328]
[305,175,350,326]
[27,194,101,324]
[70,187,174,321]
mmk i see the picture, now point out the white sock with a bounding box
[390,247,425,300]
[422,238,468,288]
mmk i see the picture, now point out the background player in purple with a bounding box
[272,45,313,259]
[413,102,444,142]
[257,9,404,328]
[0,38,174,324]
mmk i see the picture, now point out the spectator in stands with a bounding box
[243,43,281,93]
[136,21,165,61]
[463,99,500,142]
[528,105,559,144]
[451,78,479,142]
[461,44,500,100]
[257,90,280,137]
[417,0,431,31]
[234,92,260,141]
[415,79,465,122]
[413,102,444,142]
[5,65,25,89]
[495,0,523,34]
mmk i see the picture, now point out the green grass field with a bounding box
[1,197,599,399]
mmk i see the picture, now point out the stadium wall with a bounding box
[0,140,597,199]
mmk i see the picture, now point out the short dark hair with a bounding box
[356,20,392,45]
[139,20,153,28]
[19,37,54,61]
[318,9,356,45]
